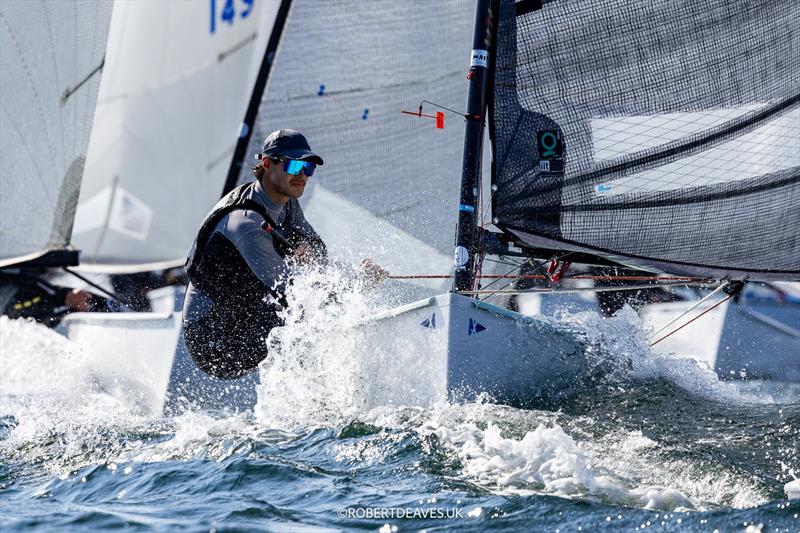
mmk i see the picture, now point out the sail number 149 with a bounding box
[210,0,254,34]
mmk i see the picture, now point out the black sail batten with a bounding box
[488,0,800,282]
[0,250,80,270]
[222,0,293,196]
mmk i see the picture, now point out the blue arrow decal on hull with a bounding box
[468,318,487,336]
[420,313,437,329]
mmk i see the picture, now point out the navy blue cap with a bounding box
[260,129,323,165]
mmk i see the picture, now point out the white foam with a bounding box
[0,317,142,419]
[1,316,95,396]
[413,409,695,511]
[358,402,770,511]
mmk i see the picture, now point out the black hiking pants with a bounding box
[183,306,281,380]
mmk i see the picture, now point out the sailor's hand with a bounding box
[64,289,92,312]
[292,241,317,265]
[358,259,389,288]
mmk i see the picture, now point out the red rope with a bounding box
[388,274,706,282]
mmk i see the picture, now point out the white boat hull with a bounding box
[57,289,800,416]
[56,311,181,415]
[640,300,800,382]
[522,291,800,382]
[359,292,589,407]
[59,292,590,414]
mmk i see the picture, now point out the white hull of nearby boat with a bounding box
[520,292,800,383]
[57,292,592,415]
[356,292,589,407]
[640,300,800,382]
[56,311,181,415]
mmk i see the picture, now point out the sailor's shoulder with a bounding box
[213,209,266,239]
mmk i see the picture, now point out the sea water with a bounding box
[1,269,798,532]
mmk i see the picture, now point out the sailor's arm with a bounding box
[224,211,289,293]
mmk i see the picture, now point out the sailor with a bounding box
[183,129,383,379]
[0,269,113,327]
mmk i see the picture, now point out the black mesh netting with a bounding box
[490,0,799,280]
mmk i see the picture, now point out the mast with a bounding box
[453,0,495,293]
[222,0,293,195]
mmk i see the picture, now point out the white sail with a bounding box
[72,0,282,271]
[0,0,112,267]
[240,0,492,290]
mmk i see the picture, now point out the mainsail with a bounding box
[490,0,799,281]
[0,0,112,268]
[238,0,489,287]
[71,0,284,271]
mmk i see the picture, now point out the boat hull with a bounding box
[521,291,800,382]
[58,289,799,416]
[56,311,181,415]
[640,300,800,382]
[360,292,588,407]
[59,292,589,414]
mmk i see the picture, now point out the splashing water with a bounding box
[0,318,146,434]
[254,266,383,427]
[1,277,798,530]
[551,305,768,405]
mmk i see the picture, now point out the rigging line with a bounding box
[482,254,526,263]
[479,256,554,300]
[569,275,706,282]
[61,267,131,308]
[649,281,731,339]
[478,262,525,301]
[418,99,468,118]
[650,293,734,347]
[389,275,453,279]
[479,255,551,295]
[481,257,527,269]
[388,274,707,281]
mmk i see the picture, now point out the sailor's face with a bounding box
[266,158,308,199]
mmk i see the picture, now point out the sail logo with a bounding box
[537,130,564,174]
[538,130,562,158]
[420,314,437,329]
[468,318,487,336]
